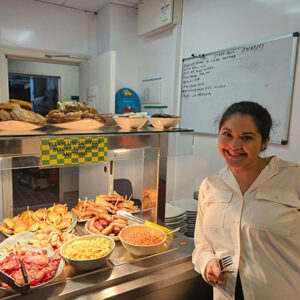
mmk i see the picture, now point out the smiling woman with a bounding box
[217,102,272,188]
[192,101,300,300]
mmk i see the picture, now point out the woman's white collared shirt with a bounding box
[192,156,300,300]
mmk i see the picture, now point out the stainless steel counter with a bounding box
[0,232,212,300]
[0,127,203,299]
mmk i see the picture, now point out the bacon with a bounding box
[27,268,47,286]
[41,250,61,283]
[0,253,20,274]
[19,250,49,271]
[0,250,61,288]
[10,269,25,286]
[22,252,49,269]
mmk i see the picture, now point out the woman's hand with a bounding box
[204,258,227,285]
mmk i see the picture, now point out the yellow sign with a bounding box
[40,137,107,167]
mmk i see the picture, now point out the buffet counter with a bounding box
[0,223,212,300]
[0,126,213,300]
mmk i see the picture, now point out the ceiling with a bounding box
[35,0,139,13]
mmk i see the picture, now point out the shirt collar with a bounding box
[248,156,279,192]
[218,156,280,195]
[219,166,241,195]
[266,156,279,174]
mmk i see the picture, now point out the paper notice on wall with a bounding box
[139,77,162,104]
[161,0,171,23]
[87,86,99,108]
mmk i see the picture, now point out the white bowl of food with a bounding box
[119,224,166,256]
[60,234,115,272]
[114,117,148,130]
[99,113,116,126]
[149,117,181,130]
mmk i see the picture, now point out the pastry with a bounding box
[11,106,46,124]
[9,99,33,110]
[46,110,82,123]
[46,101,105,124]
[0,102,20,110]
[0,109,11,120]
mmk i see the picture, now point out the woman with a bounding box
[192,101,300,300]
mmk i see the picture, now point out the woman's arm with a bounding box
[192,181,217,277]
[192,181,228,285]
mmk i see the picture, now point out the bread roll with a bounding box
[3,218,15,229]
[14,223,28,234]
[28,222,40,232]
[0,224,14,235]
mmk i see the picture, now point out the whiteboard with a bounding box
[180,33,298,144]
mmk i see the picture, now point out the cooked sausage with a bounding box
[95,213,112,223]
[101,223,114,236]
[111,222,127,229]
[113,227,121,234]
[94,221,104,232]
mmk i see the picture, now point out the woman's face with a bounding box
[218,113,269,171]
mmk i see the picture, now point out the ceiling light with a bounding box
[45,54,89,60]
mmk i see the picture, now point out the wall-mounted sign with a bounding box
[40,137,107,167]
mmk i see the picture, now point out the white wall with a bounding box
[79,50,116,112]
[172,0,300,200]
[0,0,94,55]
[137,26,181,115]
[94,3,180,110]
[111,5,138,92]
[8,59,79,101]
[96,5,112,56]
[95,4,138,92]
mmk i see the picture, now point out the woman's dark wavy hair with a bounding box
[219,101,272,143]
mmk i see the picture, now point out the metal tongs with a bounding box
[116,210,145,224]
[0,251,30,294]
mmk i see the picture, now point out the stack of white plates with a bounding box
[169,199,198,238]
[165,202,187,235]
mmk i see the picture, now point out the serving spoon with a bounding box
[150,227,181,241]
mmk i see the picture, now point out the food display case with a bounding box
[0,125,212,299]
